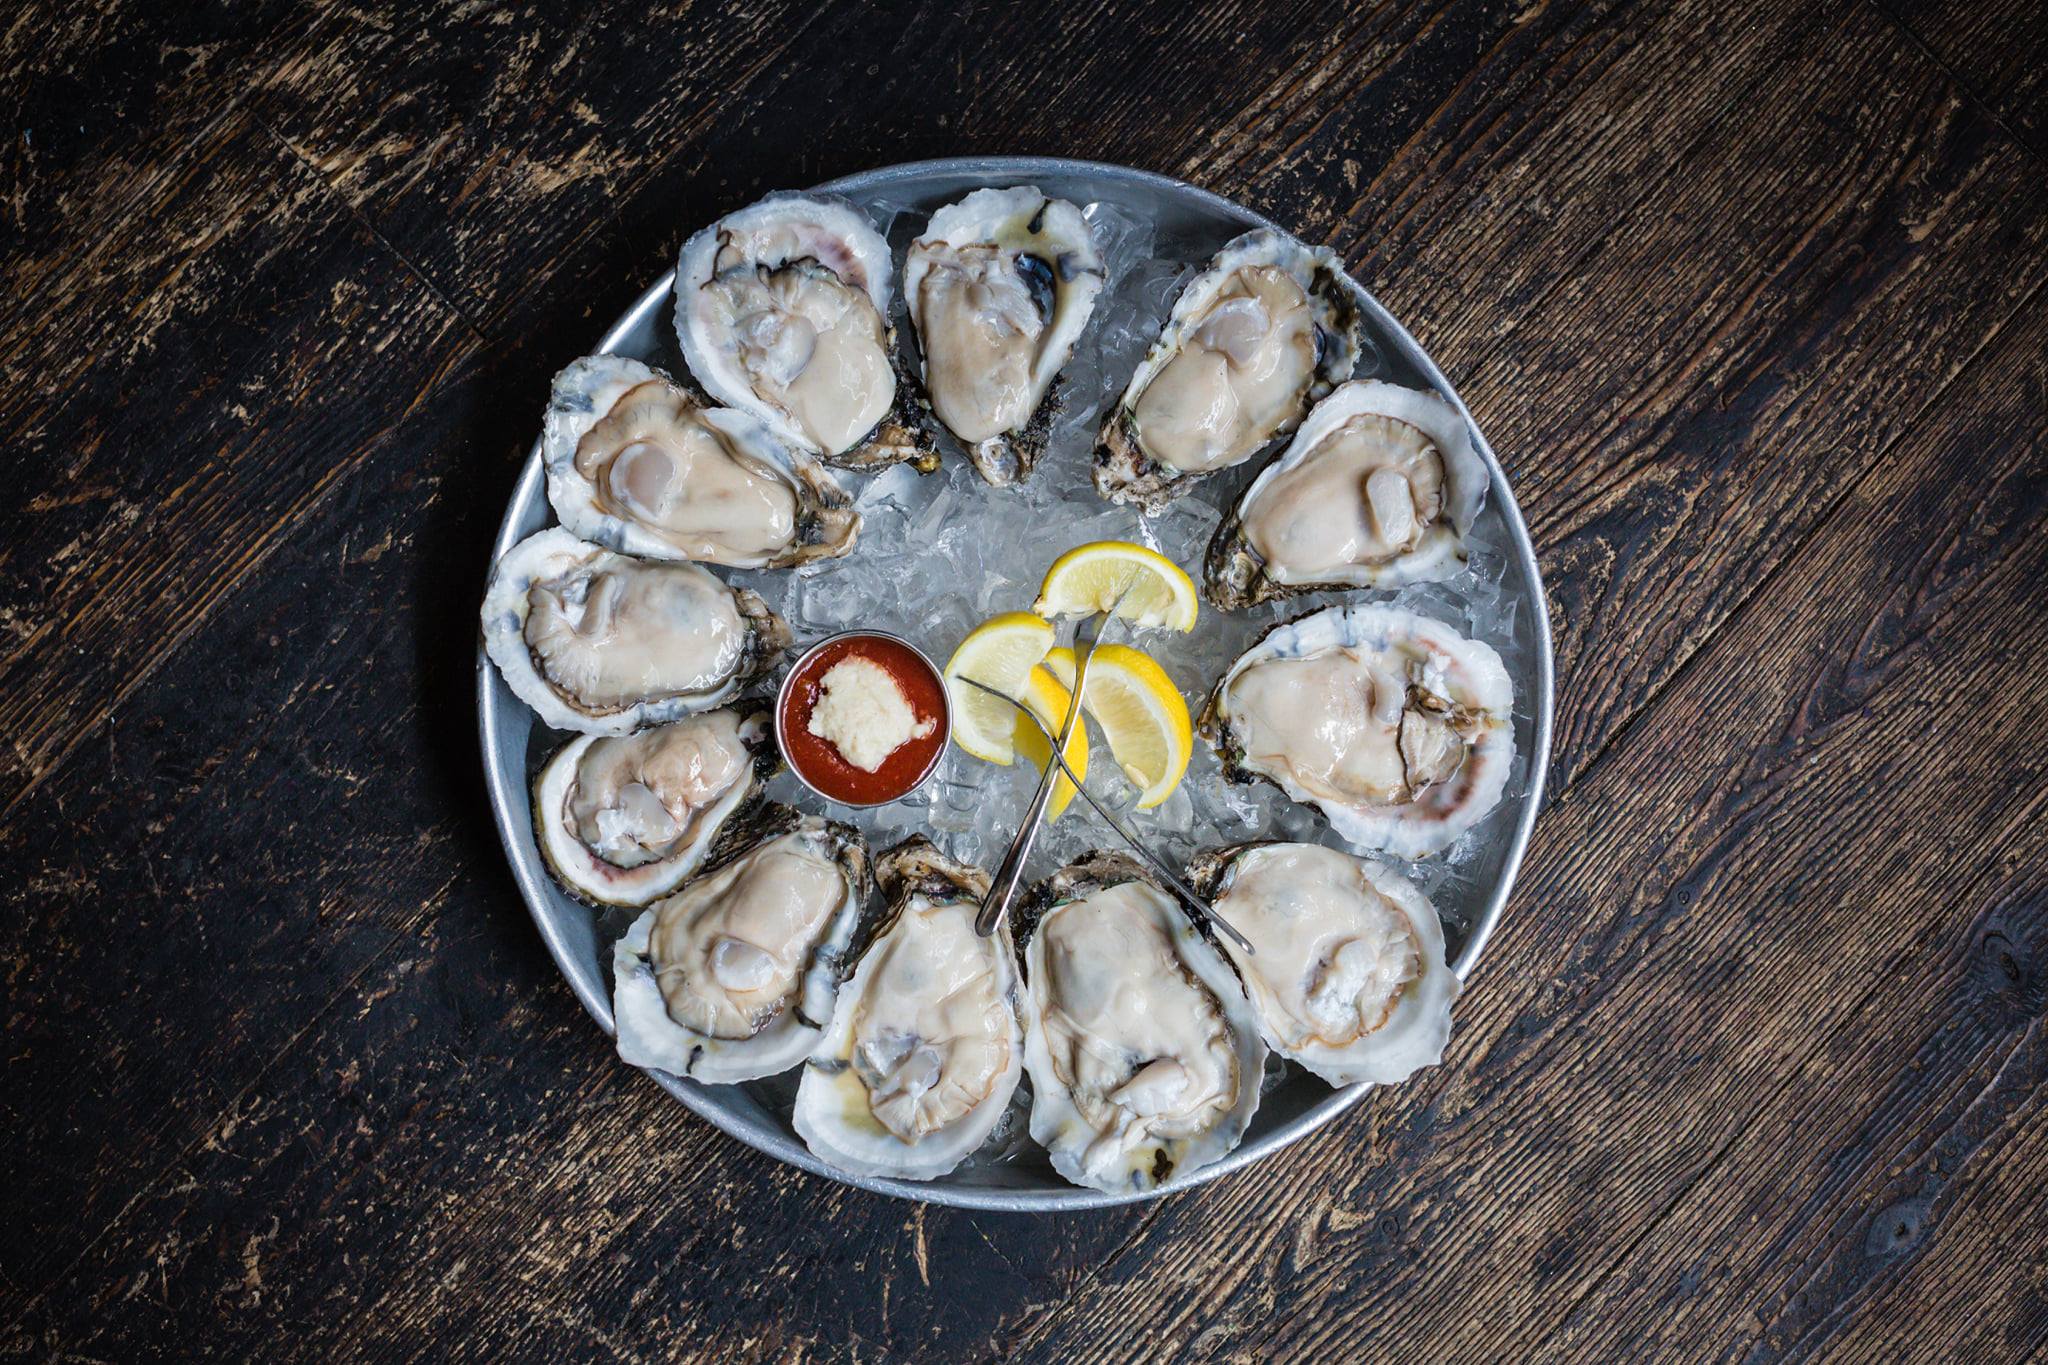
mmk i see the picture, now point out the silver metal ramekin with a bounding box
[773,629,952,809]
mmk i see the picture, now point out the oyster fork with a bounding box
[974,584,1129,937]
[959,676,1255,957]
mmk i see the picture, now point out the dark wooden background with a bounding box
[5,0,2046,1359]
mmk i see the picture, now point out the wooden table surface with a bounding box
[6,0,2046,1359]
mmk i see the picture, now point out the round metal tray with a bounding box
[478,156,1554,1211]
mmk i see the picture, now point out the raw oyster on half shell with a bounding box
[1188,841,1457,1086]
[613,806,870,1084]
[904,186,1106,486]
[1095,228,1363,510]
[481,528,790,734]
[677,192,937,473]
[543,353,859,569]
[1018,851,1266,1194]
[1201,605,1514,858]
[793,838,1026,1181]
[1206,379,1487,608]
[533,705,778,908]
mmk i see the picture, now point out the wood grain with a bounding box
[0,111,472,811]
[1,332,493,1311]
[4,0,2046,1358]
[250,1,1396,340]
[1352,0,2046,791]
[1529,303,2048,1361]
[1,0,300,303]
[1874,0,2048,160]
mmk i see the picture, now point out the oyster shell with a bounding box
[533,705,778,908]
[904,186,1105,486]
[1200,605,1514,858]
[542,353,860,569]
[1205,380,1488,608]
[1187,841,1457,1085]
[793,837,1026,1180]
[612,806,870,1084]
[481,528,790,734]
[1095,228,1363,510]
[676,192,937,473]
[1018,851,1266,1194]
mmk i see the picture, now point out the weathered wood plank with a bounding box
[1003,261,2048,1365]
[1540,848,2047,1360]
[248,0,827,335]
[0,0,301,307]
[0,309,590,1323]
[1873,0,2048,161]
[1527,304,2048,1361]
[0,111,472,810]
[0,347,490,1314]
[1820,1062,2048,1362]
[1291,0,1820,350]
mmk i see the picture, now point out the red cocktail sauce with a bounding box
[777,633,950,807]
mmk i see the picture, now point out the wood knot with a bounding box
[1863,1195,1932,1259]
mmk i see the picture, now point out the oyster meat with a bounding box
[1019,852,1266,1193]
[533,705,777,908]
[793,837,1026,1180]
[904,186,1105,486]
[481,528,790,734]
[543,353,859,569]
[676,192,936,473]
[1201,605,1514,858]
[1095,228,1362,510]
[1188,842,1457,1085]
[1206,379,1488,608]
[613,807,869,1084]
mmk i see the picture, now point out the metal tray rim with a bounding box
[477,155,1554,1212]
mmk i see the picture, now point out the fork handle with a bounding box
[976,772,1055,935]
[976,624,1098,935]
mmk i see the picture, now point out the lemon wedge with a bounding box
[1011,666,1089,821]
[1032,541,1199,632]
[942,611,1056,764]
[1043,643,1192,808]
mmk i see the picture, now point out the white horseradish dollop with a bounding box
[807,656,934,772]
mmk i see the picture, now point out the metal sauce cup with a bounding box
[774,630,952,809]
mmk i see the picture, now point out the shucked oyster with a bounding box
[534,705,777,908]
[613,806,869,1084]
[676,193,936,473]
[1018,852,1266,1194]
[542,354,859,569]
[1202,605,1514,858]
[1095,228,1363,510]
[1188,842,1457,1086]
[481,528,790,734]
[904,187,1105,486]
[793,837,1025,1181]
[1206,380,1488,609]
